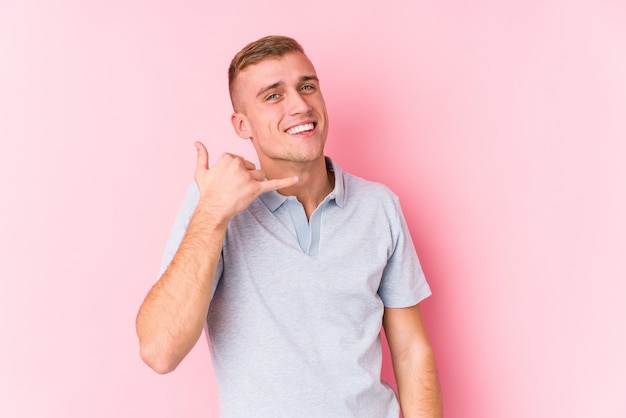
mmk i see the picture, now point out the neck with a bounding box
[261,156,334,219]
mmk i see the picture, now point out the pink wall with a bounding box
[1,0,625,417]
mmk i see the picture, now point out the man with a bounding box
[136,35,442,417]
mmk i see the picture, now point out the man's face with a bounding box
[231,52,329,168]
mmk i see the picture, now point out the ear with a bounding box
[231,112,251,139]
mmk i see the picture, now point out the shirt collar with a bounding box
[259,156,345,212]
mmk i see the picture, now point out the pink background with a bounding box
[1,0,625,417]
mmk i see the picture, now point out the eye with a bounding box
[300,84,315,92]
[266,92,281,101]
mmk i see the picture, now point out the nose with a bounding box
[287,90,312,116]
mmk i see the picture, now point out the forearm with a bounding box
[394,346,443,418]
[136,208,227,374]
[136,144,300,373]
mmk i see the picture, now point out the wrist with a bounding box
[190,205,231,234]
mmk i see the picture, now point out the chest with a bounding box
[222,201,394,302]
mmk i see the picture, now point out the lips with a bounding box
[285,122,315,135]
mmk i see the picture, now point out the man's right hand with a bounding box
[193,141,299,223]
[137,142,296,374]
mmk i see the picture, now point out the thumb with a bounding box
[195,141,209,171]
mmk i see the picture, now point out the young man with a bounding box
[136,36,442,417]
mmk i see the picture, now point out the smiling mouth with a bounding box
[286,122,315,135]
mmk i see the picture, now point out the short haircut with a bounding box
[228,35,305,111]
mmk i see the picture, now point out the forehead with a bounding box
[237,52,317,92]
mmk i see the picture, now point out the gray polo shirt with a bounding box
[159,157,431,418]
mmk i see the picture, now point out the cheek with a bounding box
[313,97,327,114]
[265,109,285,131]
[248,106,287,136]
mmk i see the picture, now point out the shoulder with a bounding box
[341,170,400,208]
[329,158,396,199]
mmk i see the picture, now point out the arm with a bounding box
[135,142,298,374]
[383,304,443,417]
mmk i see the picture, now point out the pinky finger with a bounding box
[261,176,299,193]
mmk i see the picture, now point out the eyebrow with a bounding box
[255,75,319,99]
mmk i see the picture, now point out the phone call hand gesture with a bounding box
[193,141,298,224]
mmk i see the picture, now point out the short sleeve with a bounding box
[157,183,224,294]
[377,196,432,307]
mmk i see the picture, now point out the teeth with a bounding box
[286,123,314,135]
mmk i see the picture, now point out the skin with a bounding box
[230,52,333,216]
[135,147,298,374]
[384,305,443,417]
[135,51,442,416]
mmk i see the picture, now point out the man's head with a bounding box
[228,36,329,170]
[228,36,305,113]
